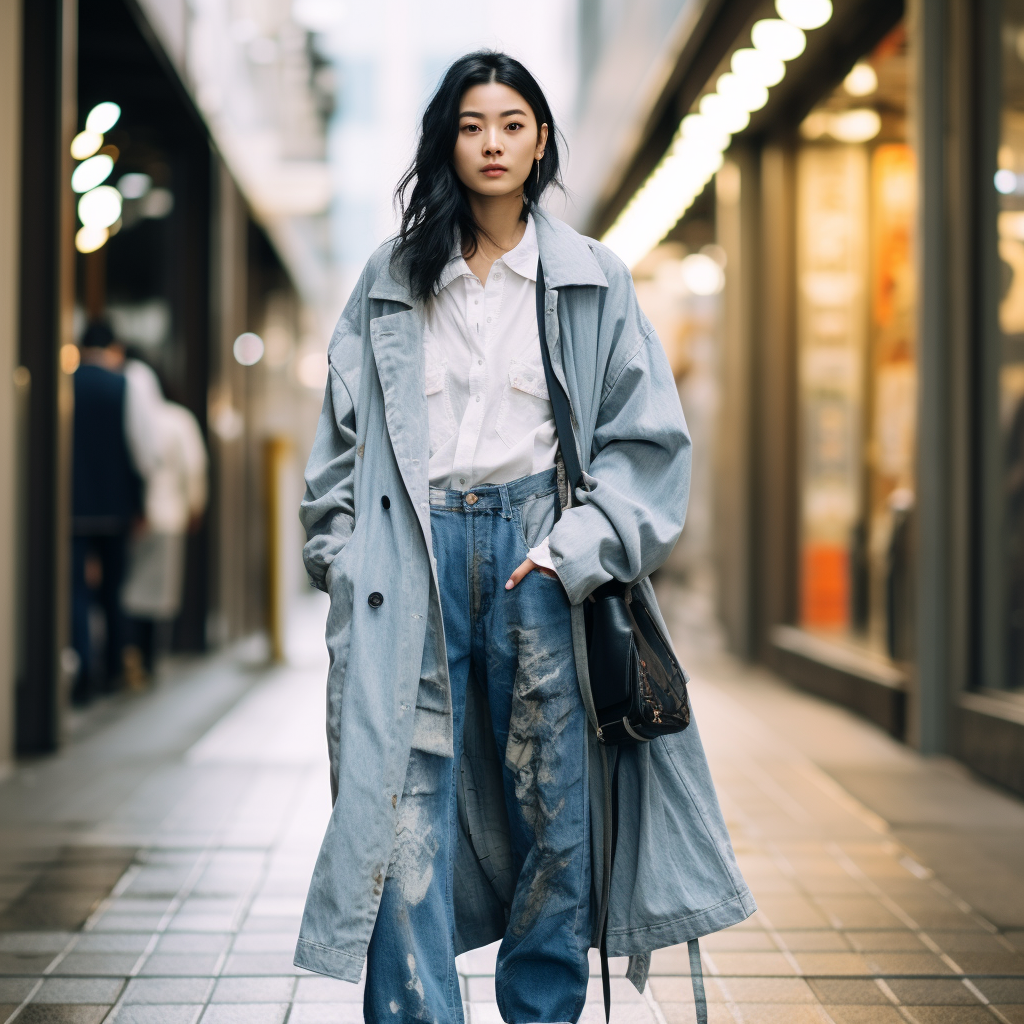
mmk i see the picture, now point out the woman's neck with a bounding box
[464,190,527,284]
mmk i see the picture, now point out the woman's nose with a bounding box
[484,131,503,157]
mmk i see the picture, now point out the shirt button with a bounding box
[478,359,483,365]
[381,495,390,509]
[368,592,384,608]
[459,478,466,485]
[475,395,481,402]
[494,272,502,280]
[486,317,492,323]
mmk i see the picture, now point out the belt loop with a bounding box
[499,483,512,520]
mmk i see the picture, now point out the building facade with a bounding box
[0,0,328,766]
[576,0,1024,796]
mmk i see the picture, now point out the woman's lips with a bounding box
[482,166,506,177]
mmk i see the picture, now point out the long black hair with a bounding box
[392,51,563,301]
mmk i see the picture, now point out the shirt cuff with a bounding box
[527,536,557,572]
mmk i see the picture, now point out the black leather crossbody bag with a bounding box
[534,261,693,747]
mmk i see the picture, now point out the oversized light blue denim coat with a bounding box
[294,207,755,988]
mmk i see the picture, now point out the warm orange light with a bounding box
[60,344,81,374]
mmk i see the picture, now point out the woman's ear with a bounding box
[536,122,549,160]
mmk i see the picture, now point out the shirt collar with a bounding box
[432,214,538,295]
[500,214,538,282]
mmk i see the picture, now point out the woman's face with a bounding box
[453,82,548,199]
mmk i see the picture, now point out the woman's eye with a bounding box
[506,122,523,131]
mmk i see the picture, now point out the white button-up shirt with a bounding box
[424,215,557,570]
[424,215,556,491]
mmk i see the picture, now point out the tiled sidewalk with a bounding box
[1,587,1023,1023]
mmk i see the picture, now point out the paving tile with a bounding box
[813,898,905,929]
[972,978,1024,1003]
[122,977,215,1004]
[228,933,296,954]
[155,934,232,954]
[717,1006,826,1024]
[74,934,151,953]
[238,916,302,934]
[926,931,1014,953]
[292,976,363,1002]
[0,933,72,953]
[905,1010,998,1024]
[844,930,926,952]
[0,952,55,974]
[885,979,979,1005]
[791,952,872,975]
[950,951,1024,973]
[712,978,817,1003]
[776,930,851,952]
[115,1007,204,1024]
[167,915,237,933]
[210,976,295,1002]
[285,1006,364,1024]
[91,914,166,932]
[34,977,124,1003]
[139,954,221,976]
[17,1007,112,1023]
[991,1008,1024,1024]
[656,1002,736,1024]
[198,1004,288,1024]
[749,898,830,928]
[0,977,41,1000]
[863,952,956,975]
[823,1007,906,1024]
[56,953,139,975]
[220,953,304,975]
[807,980,891,1005]
[702,951,797,976]
[700,929,777,952]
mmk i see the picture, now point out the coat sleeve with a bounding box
[299,272,367,592]
[546,279,691,606]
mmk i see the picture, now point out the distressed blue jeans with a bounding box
[364,469,592,1024]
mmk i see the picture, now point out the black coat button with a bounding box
[381,495,390,509]
[368,592,384,608]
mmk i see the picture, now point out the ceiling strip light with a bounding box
[603,0,833,267]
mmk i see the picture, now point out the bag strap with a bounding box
[599,751,621,1023]
[689,939,707,1024]
[536,260,584,499]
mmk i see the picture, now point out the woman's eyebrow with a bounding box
[458,109,528,119]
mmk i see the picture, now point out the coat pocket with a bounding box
[495,357,551,448]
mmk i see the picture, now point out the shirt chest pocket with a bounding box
[425,351,457,457]
[494,355,552,449]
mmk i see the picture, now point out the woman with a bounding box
[296,51,754,1024]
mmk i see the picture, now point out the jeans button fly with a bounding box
[368,592,384,608]
[465,494,478,505]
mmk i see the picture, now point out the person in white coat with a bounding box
[121,357,208,679]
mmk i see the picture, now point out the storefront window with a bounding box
[795,22,916,660]
[998,2,1024,691]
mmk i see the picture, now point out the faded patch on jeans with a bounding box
[505,625,574,934]
[388,752,441,906]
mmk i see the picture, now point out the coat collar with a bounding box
[366,207,607,307]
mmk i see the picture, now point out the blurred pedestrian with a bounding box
[295,51,752,1024]
[121,355,208,681]
[71,321,143,704]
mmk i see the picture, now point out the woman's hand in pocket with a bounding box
[506,558,559,589]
